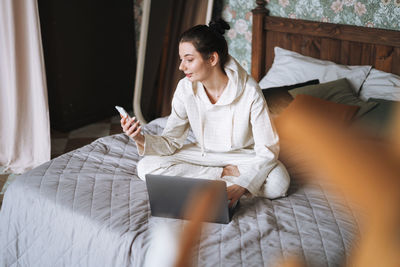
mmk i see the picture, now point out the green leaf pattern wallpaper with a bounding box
[133,0,400,75]
[222,0,400,74]
[134,0,143,56]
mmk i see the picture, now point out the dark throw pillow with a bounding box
[289,78,377,118]
[262,79,320,115]
[354,98,398,139]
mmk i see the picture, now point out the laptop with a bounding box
[145,174,239,224]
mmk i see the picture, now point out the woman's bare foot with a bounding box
[221,165,240,177]
[221,165,246,207]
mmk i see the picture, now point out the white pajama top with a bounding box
[137,56,280,194]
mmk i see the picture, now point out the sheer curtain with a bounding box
[0,0,50,173]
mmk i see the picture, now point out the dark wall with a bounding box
[38,0,136,131]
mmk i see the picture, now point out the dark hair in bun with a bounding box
[179,18,230,69]
[208,18,230,36]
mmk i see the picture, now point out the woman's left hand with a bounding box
[227,184,247,208]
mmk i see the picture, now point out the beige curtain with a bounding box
[0,0,50,173]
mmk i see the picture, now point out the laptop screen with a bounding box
[145,174,232,224]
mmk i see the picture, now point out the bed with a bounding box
[1,1,399,266]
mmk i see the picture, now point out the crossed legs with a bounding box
[137,144,290,199]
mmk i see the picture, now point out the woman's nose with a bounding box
[179,61,185,71]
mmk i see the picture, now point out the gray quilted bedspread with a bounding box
[0,117,358,267]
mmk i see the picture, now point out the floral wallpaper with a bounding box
[133,0,400,74]
[222,0,255,74]
[134,0,143,56]
[222,0,400,74]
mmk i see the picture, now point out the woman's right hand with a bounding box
[121,116,145,146]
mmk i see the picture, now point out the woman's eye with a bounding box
[179,58,193,63]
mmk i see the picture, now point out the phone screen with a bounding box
[115,106,129,118]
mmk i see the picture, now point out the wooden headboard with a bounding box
[251,0,400,82]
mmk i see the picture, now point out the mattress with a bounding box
[0,117,358,267]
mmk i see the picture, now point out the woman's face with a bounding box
[179,42,212,83]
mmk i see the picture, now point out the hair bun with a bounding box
[208,18,230,36]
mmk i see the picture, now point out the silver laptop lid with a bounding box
[145,174,231,224]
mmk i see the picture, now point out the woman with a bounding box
[121,19,290,207]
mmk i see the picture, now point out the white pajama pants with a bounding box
[137,144,290,199]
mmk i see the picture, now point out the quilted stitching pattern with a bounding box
[0,118,358,267]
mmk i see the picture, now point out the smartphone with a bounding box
[115,106,130,118]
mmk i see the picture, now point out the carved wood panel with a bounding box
[256,16,400,79]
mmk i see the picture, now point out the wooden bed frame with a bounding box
[251,0,400,82]
[249,2,400,266]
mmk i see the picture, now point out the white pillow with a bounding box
[259,47,372,93]
[359,68,400,101]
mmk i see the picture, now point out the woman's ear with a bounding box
[209,52,219,67]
